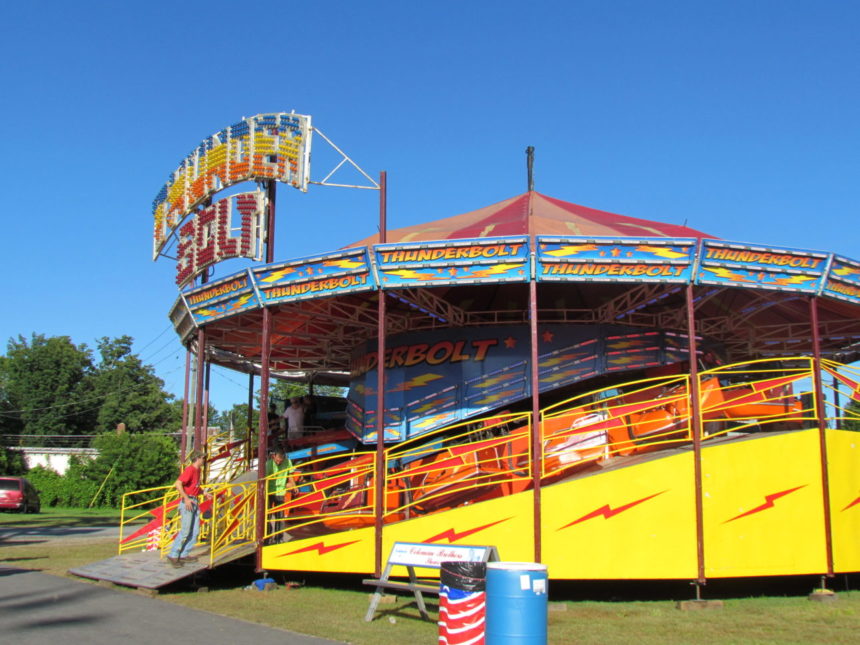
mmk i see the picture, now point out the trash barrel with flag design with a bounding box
[439,560,487,645]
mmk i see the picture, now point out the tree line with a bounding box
[0,332,347,507]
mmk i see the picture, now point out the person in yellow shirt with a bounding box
[266,449,294,543]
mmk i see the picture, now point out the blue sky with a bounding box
[1,1,858,412]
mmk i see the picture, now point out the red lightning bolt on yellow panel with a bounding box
[279,539,361,557]
[724,485,806,523]
[425,518,513,543]
[558,491,666,529]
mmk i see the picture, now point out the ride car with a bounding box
[0,476,40,513]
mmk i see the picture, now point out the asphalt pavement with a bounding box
[0,567,344,645]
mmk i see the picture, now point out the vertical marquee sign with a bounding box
[152,112,313,260]
[175,191,268,287]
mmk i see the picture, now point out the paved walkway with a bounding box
[0,567,344,645]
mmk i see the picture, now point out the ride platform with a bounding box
[69,541,255,591]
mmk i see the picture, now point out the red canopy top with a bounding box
[349,191,717,246]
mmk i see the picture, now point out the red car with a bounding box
[0,477,40,513]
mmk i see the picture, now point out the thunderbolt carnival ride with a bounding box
[126,112,860,591]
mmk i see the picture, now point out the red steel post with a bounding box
[374,171,387,577]
[255,307,272,571]
[180,348,191,461]
[810,296,835,577]
[686,284,706,586]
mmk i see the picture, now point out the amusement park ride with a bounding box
[72,113,860,594]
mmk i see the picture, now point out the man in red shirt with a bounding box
[167,450,209,567]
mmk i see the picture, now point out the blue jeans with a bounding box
[169,499,200,558]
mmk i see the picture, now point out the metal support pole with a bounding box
[202,361,211,482]
[266,180,277,263]
[525,189,542,563]
[180,349,191,461]
[203,361,211,437]
[255,307,273,571]
[686,284,707,588]
[810,296,835,578]
[529,278,542,563]
[194,328,206,452]
[374,171,387,578]
[247,373,255,470]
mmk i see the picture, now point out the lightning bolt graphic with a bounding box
[468,263,522,278]
[228,293,253,310]
[724,485,806,523]
[474,388,521,405]
[389,373,444,392]
[323,259,364,269]
[703,267,751,282]
[279,539,361,557]
[607,356,638,366]
[558,491,666,530]
[414,412,455,429]
[606,340,646,350]
[412,399,447,414]
[770,275,816,286]
[544,244,599,257]
[842,495,860,512]
[541,368,586,383]
[539,352,584,367]
[473,373,518,389]
[425,518,513,543]
[260,266,297,283]
[635,245,688,259]
[384,269,445,281]
[834,266,860,277]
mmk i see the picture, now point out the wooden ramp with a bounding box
[69,541,256,591]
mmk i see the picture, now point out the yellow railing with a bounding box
[386,412,532,520]
[206,429,251,485]
[118,484,175,555]
[128,357,859,558]
[209,480,257,562]
[264,451,377,541]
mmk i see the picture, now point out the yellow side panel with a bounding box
[827,429,860,573]
[703,430,827,577]
[383,490,535,577]
[262,525,375,573]
[541,452,697,579]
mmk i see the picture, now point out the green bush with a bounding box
[0,445,27,475]
[88,432,178,507]
[25,432,179,508]
[27,465,65,506]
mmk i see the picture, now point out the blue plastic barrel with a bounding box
[485,562,548,644]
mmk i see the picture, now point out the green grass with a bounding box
[1,510,859,644]
[0,505,121,527]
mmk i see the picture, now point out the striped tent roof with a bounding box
[349,191,716,246]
